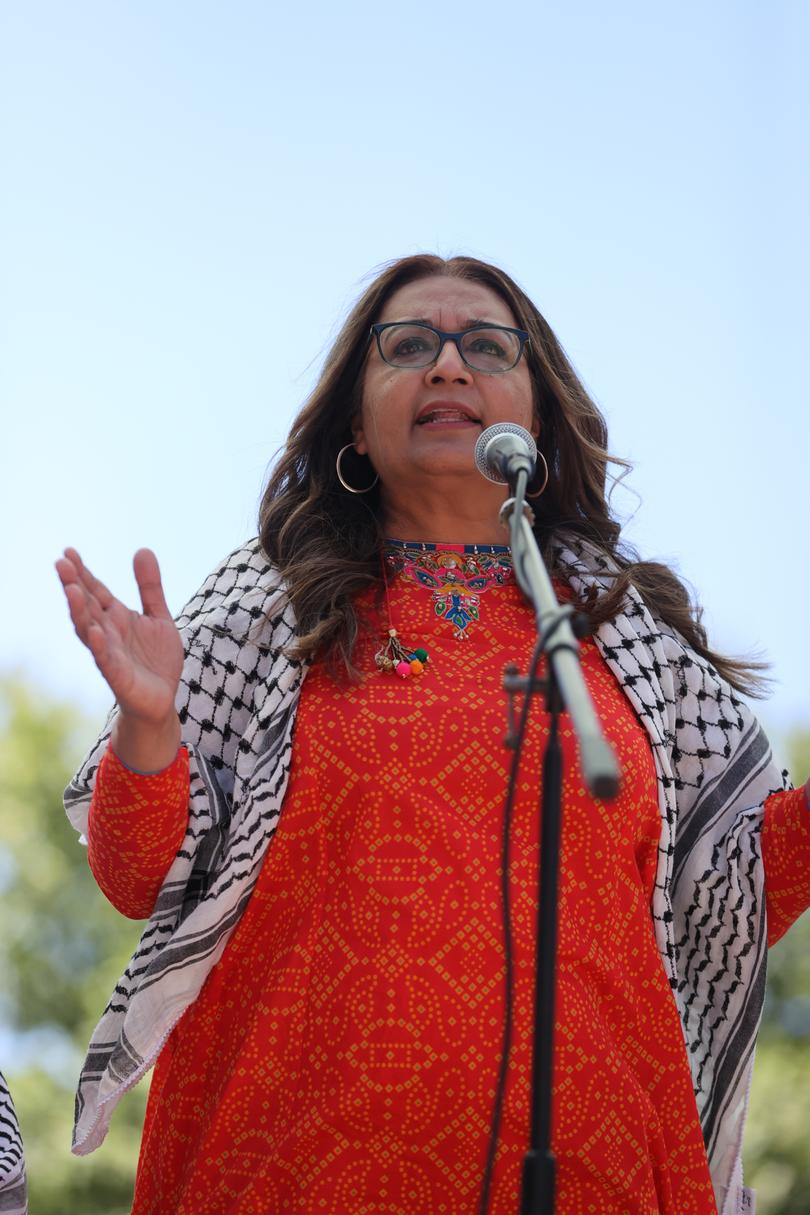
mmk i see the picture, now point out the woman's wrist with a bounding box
[111,710,182,775]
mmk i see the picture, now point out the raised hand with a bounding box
[56,548,184,770]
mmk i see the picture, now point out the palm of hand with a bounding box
[101,602,184,723]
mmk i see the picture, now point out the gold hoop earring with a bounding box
[335,443,379,494]
[526,451,550,499]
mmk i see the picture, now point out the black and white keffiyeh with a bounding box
[65,536,788,1215]
[0,1072,28,1215]
[554,541,788,1214]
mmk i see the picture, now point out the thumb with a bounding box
[133,548,172,619]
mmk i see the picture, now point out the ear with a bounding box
[530,410,541,441]
[350,413,368,455]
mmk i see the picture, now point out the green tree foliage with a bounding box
[0,676,808,1212]
[0,677,146,1214]
[744,731,810,1214]
[10,1068,146,1215]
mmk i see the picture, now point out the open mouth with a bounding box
[415,409,480,426]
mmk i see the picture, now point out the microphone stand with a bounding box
[500,466,620,1215]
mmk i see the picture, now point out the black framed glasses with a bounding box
[370,322,529,374]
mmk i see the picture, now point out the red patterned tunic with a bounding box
[87,546,810,1215]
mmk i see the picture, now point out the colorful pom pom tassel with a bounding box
[374,627,430,680]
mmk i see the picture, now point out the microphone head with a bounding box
[474,423,537,484]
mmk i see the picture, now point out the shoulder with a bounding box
[173,541,301,748]
[553,532,745,740]
[551,532,617,598]
[553,532,725,683]
[175,538,294,644]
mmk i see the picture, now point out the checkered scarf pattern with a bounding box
[65,537,789,1213]
[0,1072,28,1215]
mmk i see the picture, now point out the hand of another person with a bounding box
[56,547,184,770]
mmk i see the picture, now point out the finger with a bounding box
[58,554,117,639]
[56,551,95,596]
[61,579,109,647]
[84,619,110,670]
[55,555,80,594]
[60,577,91,639]
[58,553,131,695]
[133,548,172,619]
[62,547,117,613]
[61,547,90,588]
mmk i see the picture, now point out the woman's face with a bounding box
[354,276,537,493]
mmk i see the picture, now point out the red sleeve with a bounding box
[762,785,810,947]
[87,745,190,920]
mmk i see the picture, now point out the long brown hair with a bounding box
[259,254,765,694]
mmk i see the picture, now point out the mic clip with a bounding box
[502,663,547,749]
[502,606,591,747]
[499,496,535,531]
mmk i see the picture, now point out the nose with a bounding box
[424,337,472,384]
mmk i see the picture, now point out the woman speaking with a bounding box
[57,254,810,1215]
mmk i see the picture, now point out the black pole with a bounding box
[482,478,618,1215]
[520,670,563,1215]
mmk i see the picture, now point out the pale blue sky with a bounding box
[1,1,808,749]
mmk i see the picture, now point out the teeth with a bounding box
[419,410,475,424]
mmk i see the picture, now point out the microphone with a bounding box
[474,422,537,485]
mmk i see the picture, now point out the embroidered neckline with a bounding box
[382,539,513,641]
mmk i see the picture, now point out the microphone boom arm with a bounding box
[500,475,620,800]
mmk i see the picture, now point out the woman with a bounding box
[58,254,810,1215]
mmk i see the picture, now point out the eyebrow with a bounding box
[391,317,506,329]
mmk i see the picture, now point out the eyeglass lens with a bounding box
[378,324,521,372]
